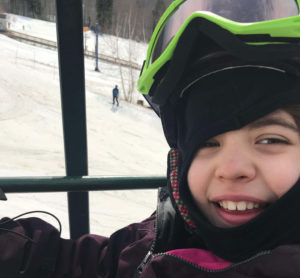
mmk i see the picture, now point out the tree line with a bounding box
[0,0,170,42]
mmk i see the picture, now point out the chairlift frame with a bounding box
[0,0,166,239]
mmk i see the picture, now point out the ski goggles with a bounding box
[138,0,300,97]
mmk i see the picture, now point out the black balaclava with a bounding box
[170,65,300,262]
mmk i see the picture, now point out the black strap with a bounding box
[0,188,7,201]
[151,17,300,106]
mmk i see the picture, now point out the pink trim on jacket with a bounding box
[166,249,233,270]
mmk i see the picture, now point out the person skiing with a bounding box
[1,0,300,277]
[112,84,119,106]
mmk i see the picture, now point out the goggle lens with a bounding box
[151,0,299,63]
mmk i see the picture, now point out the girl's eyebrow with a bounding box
[247,116,299,132]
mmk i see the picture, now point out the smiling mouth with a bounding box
[213,200,270,226]
[215,200,269,211]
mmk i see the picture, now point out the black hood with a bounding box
[176,66,300,165]
[162,66,300,262]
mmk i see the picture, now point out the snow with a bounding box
[0,15,169,238]
[7,13,147,65]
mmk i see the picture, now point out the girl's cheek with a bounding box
[269,167,300,198]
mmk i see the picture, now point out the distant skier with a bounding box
[112,85,119,106]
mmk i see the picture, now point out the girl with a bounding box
[1,0,300,277]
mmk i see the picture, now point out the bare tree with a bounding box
[122,8,137,103]
[108,6,138,104]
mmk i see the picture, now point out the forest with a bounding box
[0,0,171,41]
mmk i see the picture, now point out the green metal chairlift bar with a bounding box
[55,0,89,239]
[0,176,166,193]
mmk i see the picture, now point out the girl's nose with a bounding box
[215,147,256,183]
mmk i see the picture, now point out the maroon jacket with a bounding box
[1,189,300,278]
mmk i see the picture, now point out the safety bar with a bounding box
[0,176,167,195]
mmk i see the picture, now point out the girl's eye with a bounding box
[201,141,220,148]
[257,138,289,145]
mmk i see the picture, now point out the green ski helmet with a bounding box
[138,0,300,109]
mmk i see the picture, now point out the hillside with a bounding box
[0,15,169,237]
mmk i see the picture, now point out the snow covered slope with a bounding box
[0,15,169,237]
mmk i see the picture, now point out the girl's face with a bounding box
[187,110,300,228]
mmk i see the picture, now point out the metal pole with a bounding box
[55,0,89,239]
[0,176,166,193]
[95,23,100,71]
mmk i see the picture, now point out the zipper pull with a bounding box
[134,251,153,277]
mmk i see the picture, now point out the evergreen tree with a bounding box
[28,0,42,18]
[152,0,166,30]
[96,0,112,33]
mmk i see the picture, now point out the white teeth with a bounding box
[237,201,247,211]
[227,201,237,210]
[247,202,254,209]
[222,201,228,209]
[218,201,261,211]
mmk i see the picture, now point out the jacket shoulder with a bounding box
[0,214,155,278]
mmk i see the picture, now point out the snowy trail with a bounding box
[0,16,169,238]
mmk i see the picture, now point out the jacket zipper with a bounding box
[151,250,272,273]
[135,188,271,276]
[134,203,160,276]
